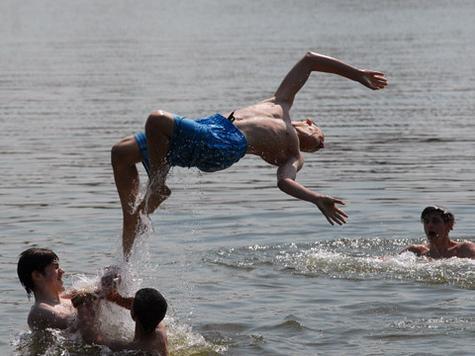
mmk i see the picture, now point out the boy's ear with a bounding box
[32,270,43,283]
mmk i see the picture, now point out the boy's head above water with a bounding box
[420,206,455,241]
[17,248,62,298]
[132,288,168,333]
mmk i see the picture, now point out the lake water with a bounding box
[1,0,474,355]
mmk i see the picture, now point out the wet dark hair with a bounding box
[17,248,58,297]
[420,206,455,225]
[133,288,167,333]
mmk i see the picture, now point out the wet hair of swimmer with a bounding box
[132,288,167,333]
[420,206,455,225]
[17,248,59,298]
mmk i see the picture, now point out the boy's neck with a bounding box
[134,324,157,341]
[429,236,454,256]
[34,289,61,305]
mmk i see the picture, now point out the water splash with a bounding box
[13,276,225,355]
[167,316,227,355]
[207,238,475,289]
[12,328,102,356]
[12,224,225,355]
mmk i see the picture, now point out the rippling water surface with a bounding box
[1,0,474,355]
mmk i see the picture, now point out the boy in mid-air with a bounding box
[111,51,388,255]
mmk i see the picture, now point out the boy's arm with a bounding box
[74,293,103,343]
[400,244,428,256]
[276,158,347,225]
[99,267,134,310]
[76,304,98,344]
[106,290,134,310]
[61,288,80,299]
[274,51,387,105]
[74,292,136,351]
[74,293,132,351]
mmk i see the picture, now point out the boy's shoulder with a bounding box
[455,240,475,258]
[28,299,75,330]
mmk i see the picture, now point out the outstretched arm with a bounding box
[274,51,387,105]
[276,158,347,225]
[399,244,428,256]
[73,293,101,343]
[105,291,134,310]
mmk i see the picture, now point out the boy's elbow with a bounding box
[277,178,292,192]
[304,51,320,60]
[302,52,313,64]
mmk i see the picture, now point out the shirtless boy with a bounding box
[77,287,168,355]
[402,206,475,259]
[17,248,76,330]
[111,51,388,255]
[17,248,126,331]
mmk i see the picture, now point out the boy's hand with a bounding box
[358,70,387,90]
[71,291,99,309]
[314,195,348,225]
[100,265,121,298]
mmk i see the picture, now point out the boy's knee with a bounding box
[111,137,138,167]
[145,111,174,137]
[111,142,126,167]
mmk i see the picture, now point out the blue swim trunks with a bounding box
[134,113,248,176]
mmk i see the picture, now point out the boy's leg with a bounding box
[142,111,175,213]
[111,135,142,256]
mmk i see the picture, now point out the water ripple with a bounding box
[207,238,475,289]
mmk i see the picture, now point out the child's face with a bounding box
[422,213,450,242]
[38,260,65,293]
[300,120,325,152]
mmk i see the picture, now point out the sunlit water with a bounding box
[1,0,474,355]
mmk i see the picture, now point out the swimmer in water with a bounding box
[111,51,388,255]
[401,206,475,259]
[17,248,129,331]
[77,287,168,355]
[17,248,77,330]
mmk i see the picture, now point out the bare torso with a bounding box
[227,98,300,166]
[134,333,167,355]
[123,324,168,355]
[28,298,76,330]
